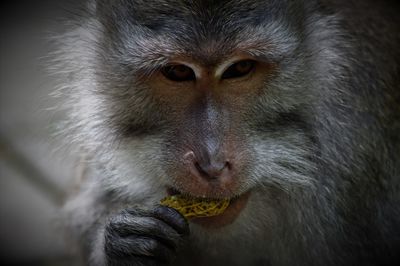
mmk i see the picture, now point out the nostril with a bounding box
[194,161,209,178]
[224,161,232,170]
[184,150,233,181]
[193,159,230,180]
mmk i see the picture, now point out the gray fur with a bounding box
[52,0,400,265]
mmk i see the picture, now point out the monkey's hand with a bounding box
[104,206,190,266]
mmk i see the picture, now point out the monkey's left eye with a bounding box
[221,60,256,79]
[161,64,196,82]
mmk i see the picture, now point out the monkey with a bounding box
[52,0,400,265]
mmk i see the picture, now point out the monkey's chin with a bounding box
[190,191,251,229]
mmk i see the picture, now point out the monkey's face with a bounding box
[147,57,276,198]
[82,0,318,223]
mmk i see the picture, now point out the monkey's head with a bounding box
[61,0,339,227]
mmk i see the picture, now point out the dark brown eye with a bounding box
[221,60,256,79]
[161,64,195,82]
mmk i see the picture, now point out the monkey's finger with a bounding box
[109,216,181,249]
[124,206,189,236]
[153,205,190,236]
[105,234,175,263]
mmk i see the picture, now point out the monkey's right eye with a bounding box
[221,60,256,79]
[161,64,196,82]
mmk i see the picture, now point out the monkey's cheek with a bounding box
[190,191,251,229]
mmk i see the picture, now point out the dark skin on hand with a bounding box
[105,206,189,266]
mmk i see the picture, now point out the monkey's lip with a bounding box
[166,188,251,229]
[191,191,251,229]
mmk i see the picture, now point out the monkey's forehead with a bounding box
[99,1,279,23]
[96,0,304,70]
[97,0,306,32]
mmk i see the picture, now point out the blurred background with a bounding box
[0,1,85,265]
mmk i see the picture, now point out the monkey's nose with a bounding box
[184,151,232,181]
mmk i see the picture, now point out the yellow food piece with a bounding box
[160,195,230,219]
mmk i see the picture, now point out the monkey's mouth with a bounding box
[166,187,251,229]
